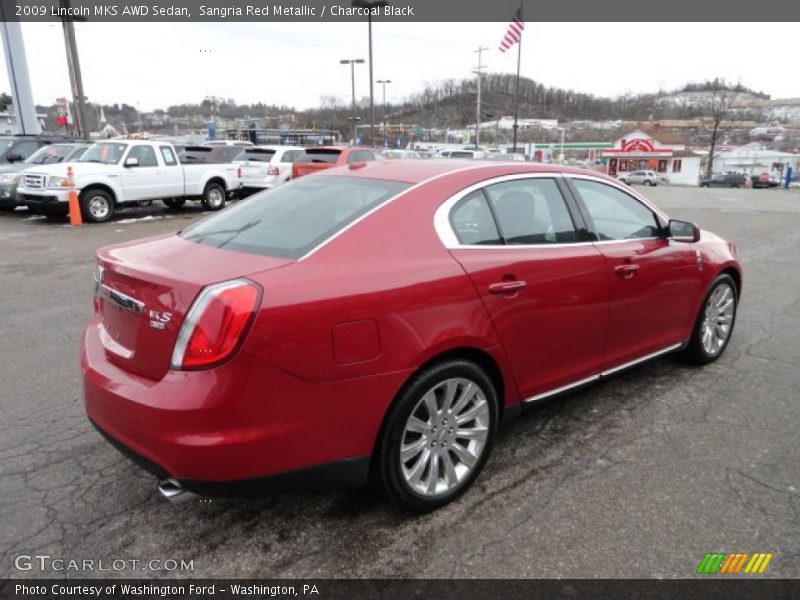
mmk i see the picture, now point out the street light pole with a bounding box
[340,58,364,144]
[377,79,391,138]
[351,0,388,147]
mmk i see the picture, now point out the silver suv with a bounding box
[618,170,659,186]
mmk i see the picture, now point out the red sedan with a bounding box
[83,161,742,511]
[290,146,381,179]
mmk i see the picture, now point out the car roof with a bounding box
[325,159,618,185]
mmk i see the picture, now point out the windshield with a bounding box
[79,143,128,165]
[67,146,89,161]
[182,176,410,259]
[24,145,74,165]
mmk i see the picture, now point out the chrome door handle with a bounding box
[489,280,527,295]
[614,264,640,278]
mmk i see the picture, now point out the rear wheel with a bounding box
[201,182,226,211]
[80,189,115,223]
[163,198,186,210]
[682,274,738,365]
[375,360,498,512]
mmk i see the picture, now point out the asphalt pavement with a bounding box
[1,187,798,579]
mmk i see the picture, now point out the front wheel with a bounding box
[374,360,498,512]
[201,182,226,211]
[682,274,738,365]
[80,189,115,223]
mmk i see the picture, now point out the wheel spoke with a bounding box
[425,450,440,494]
[406,447,431,486]
[422,391,438,419]
[450,382,476,416]
[449,441,477,468]
[441,450,458,487]
[400,436,428,462]
[455,426,488,442]
[405,415,429,434]
[455,399,486,425]
[441,380,459,413]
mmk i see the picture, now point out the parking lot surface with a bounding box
[1,187,799,579]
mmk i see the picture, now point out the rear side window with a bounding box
[571,179,661,241]
[280,150,302,163]
[179,147,212,163]
[182,176,410,259]
[450,190,502,245]
[160,146,177,166]
[296,149,341,164]
[483,179,577,244]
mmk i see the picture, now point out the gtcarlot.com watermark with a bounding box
[14,554,194,573]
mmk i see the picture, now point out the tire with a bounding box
[163,198,186,210]
[80,189,115,223]
[682,274,738,365]
[374,359,498,512]
[644,180,653,186]
[201,182,226,211]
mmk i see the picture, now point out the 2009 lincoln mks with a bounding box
[83,161,742,511]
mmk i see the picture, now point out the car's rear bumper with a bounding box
[82,315,412,487]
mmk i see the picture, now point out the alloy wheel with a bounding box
[701,282,735,356]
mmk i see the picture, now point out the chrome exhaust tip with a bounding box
[158,479,198,505]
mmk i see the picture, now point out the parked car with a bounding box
[234,145,304,193]
[699,173,748,188]
[381,149,422,159]
[0,143,88,211]
[178,145,244,164]
[617,170,659,186]
[0,134,80,164]
[483,153,526,162]
[751,172,781,189]
[204,140,254,148]
[17,140,241,222]
[83,161,742,511]
[438,149,488,159]
[291,146,382,179]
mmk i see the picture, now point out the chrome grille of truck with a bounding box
[23,174,45,190]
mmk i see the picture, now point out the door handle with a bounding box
[614,264,640,278]
[489,280,527,295]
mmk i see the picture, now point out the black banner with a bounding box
[2,0,800,22]
[2,579,799,600]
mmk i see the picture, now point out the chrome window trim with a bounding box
[523,342,683,404]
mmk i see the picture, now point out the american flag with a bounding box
[498,7,524,53]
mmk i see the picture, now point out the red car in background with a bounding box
[83,161,742,511]
[291,146,382,179]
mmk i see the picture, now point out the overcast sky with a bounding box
[1,22,798,112]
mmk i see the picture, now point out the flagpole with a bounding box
[512,33,521,153]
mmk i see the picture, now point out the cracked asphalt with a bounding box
[1,187,799,579]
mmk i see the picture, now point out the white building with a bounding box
[602,128,703,185]
[711,146,799,179]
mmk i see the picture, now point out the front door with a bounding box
[447,176,609,400]
[568,176,702,368]
[120,145,163,201]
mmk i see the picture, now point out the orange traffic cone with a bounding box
[67,165,82,226]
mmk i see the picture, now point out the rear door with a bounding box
[446,175,609,401]
[568,176,702,369]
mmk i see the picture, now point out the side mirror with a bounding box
[669,219,700,243]
[124,157,139,168]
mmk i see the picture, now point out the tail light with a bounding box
[170,279,261,370]
[237,167,242,178]
[267,166,280,176]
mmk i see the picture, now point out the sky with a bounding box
[1,22,798,112]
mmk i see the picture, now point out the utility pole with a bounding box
[60,0,88,139]
[340,58,364,144]
[377,79,391,139]
[473,46,488,148]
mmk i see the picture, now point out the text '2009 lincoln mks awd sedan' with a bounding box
[82,161,742,511]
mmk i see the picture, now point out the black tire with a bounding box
[644,180,653,186]
[163,198,186,210]
[682,274,738,365]
[201,182,226,211]
[0,205,16,212]
[374,359,498,512]
[80,188,115,223]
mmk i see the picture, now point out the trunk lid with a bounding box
[95,233,292,381]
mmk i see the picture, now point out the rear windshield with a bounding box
[240,149,276,162]
[179,147,212,163]
[181,176,409,259]
[295,149,341,164]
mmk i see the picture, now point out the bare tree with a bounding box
[699,79,742,178]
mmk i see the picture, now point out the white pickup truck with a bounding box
[17,140,241,222]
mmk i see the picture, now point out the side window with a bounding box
[346,151,360,164]
[449,190,502,246]
[127,145,158,167]
[483,178,577,245]
[159,146,177,166]
[571,179,662,241]
[281,150,300,163]
[13,141,38,159]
